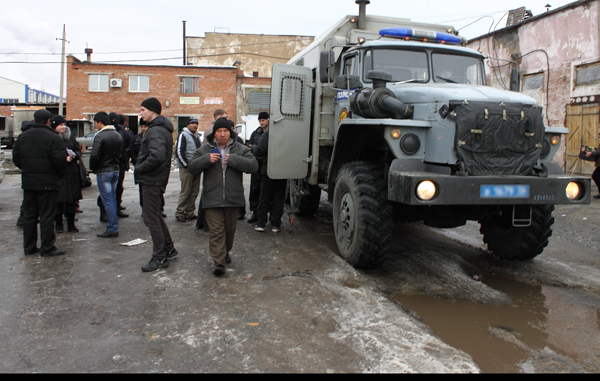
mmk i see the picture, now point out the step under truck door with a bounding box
[267,63,313,179]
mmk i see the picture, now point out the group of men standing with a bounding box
[13,100,284,277]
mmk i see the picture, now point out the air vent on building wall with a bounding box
[110,79,122,88]
[506,7,533,27]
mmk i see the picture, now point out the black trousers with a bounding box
[22,190,58,254]
[256,176,286,228]
[140,184,174,260]
[116,167,125,208]
[249,172,262,211]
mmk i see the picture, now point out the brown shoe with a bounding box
[176,216,187,222]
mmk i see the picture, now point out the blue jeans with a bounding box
[97,171,119,233]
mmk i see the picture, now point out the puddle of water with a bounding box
[392,275,600,373]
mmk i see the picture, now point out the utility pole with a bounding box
[183,21,187,65]
[56,25,68,116]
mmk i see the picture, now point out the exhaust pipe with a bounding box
[356,0,370,30]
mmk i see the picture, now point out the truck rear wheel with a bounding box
[333,161,392,268]
[479,204,555,260]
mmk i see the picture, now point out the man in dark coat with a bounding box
[13,109,67,257]
[51,115,82,233]
[136,98,178,272]
[90,112,123,238]
[188,118,258,276]
[252,126,286,234]
[246,111,269,223]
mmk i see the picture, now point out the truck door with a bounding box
[268,63,313,179]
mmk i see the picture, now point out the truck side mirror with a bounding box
[334,74,363,90]
[319,50,334,83]
[510,68,521,92]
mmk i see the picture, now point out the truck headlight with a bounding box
[416,180,437,201]
[566,182,581,200]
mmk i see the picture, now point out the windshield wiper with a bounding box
[436,75,457,83]
[393,79,420,85]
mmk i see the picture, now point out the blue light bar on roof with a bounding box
[379,27,462,45]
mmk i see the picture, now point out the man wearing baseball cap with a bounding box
[174,116,202,222]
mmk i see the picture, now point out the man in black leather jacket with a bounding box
[90,111,123,238]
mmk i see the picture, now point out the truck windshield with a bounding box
[363,48,485,86]
[432,52,484,85]
[364,49,429,82]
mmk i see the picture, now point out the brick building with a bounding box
[466,0,600,174]
[66,55,238,136]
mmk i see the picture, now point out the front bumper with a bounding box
[388,163,591,206]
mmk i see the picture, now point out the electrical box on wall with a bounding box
[110,79,122,88]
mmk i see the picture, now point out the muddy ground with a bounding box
[0,164,598,373]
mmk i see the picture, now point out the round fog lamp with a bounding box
[391,128,401,139]
[566,182,580,200]
[550,135,560,145]
[416,180,437,201]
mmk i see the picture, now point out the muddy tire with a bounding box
[332,161,392,268]
[479,204,555,260]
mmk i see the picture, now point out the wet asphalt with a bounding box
[1,160,599,373]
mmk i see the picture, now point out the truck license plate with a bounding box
[480,184,530,198]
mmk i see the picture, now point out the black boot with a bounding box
[66,213,79,233]
[247,210,257,223]
[100,208,108,222]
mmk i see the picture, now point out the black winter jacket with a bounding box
[251,128,270,176]
[57,127,83,204]
[12,123,67,190]
[89,126,123,174]
[134,115,174,187]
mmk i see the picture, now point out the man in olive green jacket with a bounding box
[188,118,258,276]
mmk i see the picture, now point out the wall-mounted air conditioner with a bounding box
[110,79,122,88]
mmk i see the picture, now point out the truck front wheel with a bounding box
[479,204,555,260]
[333,161,392,268]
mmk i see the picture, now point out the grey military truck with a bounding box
[266,1,591,268]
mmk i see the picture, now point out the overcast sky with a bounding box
[0,0,576,97]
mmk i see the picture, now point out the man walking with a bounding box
[135,98,177,272]
[90,111,123,238]
[13,109,67,257]
[247,111,269,223]
[188,118,258,276]
[175,117,202,222]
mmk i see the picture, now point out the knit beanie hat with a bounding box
[33,109,52,123]
[141,97,162,115]
[50,115,67,129]
[188,117,199,125]
[213,118,233,134]
[258,111,269,120]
